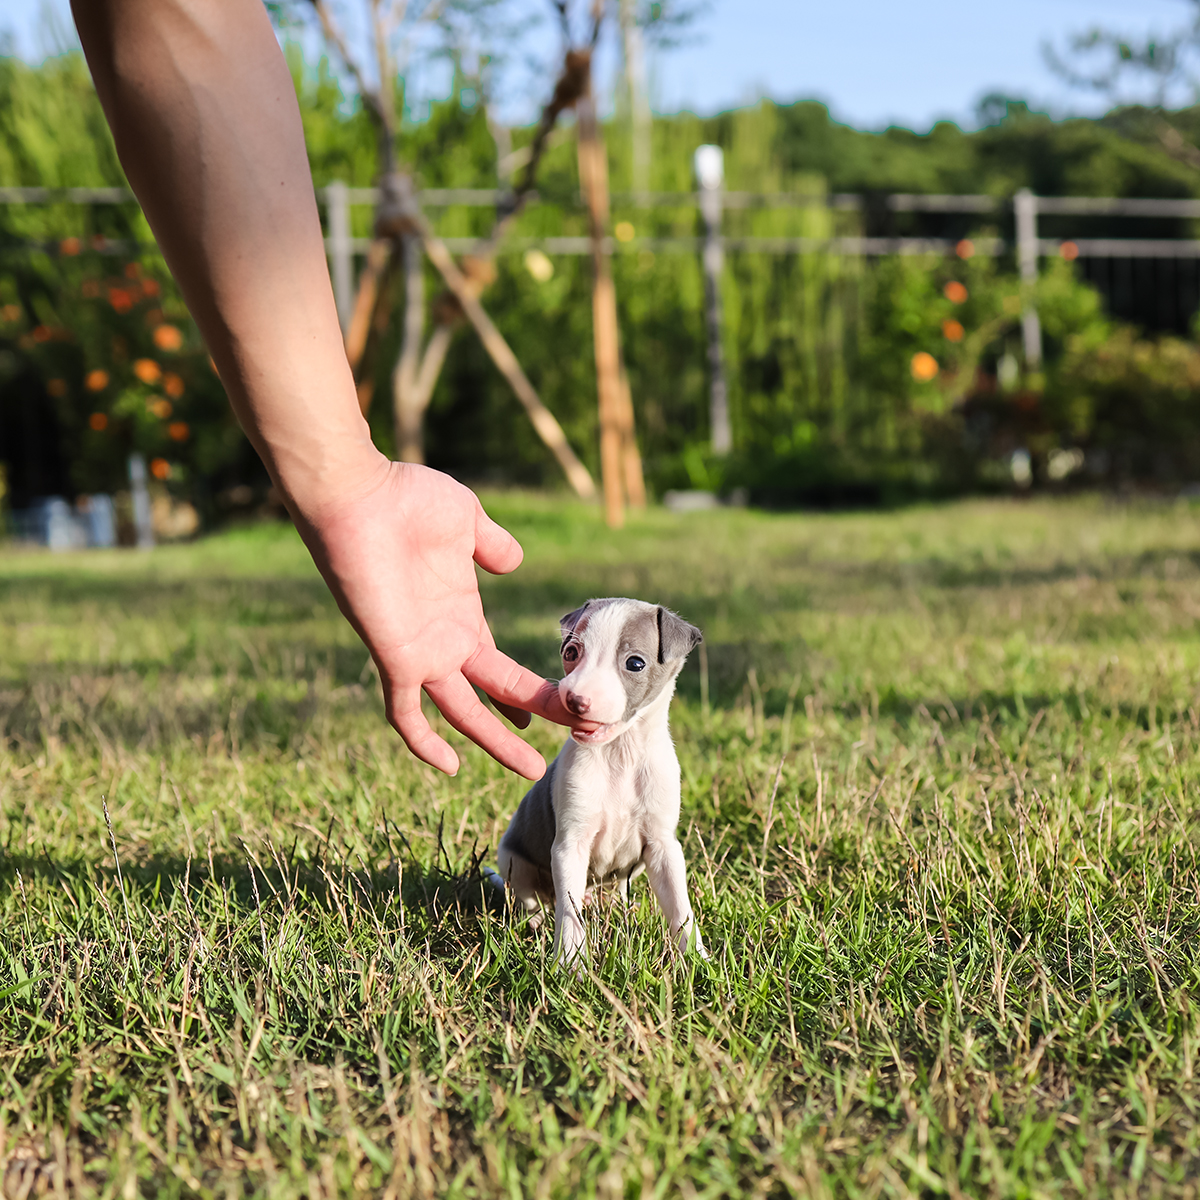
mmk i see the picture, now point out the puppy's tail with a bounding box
[480,865,507,893]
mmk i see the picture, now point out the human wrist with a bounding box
[268,426,389,531]
[220,353,387,530]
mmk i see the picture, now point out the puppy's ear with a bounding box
[656,606,703,663]
[560,601,591,638]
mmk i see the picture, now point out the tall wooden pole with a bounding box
[577,67,644,527]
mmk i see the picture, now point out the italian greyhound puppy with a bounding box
[487,598,707,966]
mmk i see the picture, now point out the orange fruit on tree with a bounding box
[167,422,190,442]
[133,358,163,385]
[89,412,109,432]
[911,351,939,382]
[943,281,968,304]
[164,372,185,398]
[85,369,109,391]
[153,325,183,352]
[942,319,965,342]
[150,458,171,480]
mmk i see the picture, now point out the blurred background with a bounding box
[2,0,1199,542]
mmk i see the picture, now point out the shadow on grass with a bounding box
[0,820,510,960]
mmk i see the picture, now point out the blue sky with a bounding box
[1,0,1190,132]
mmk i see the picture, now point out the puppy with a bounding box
[488,598,707,966]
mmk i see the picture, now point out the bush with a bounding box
[1048,328,1200,484]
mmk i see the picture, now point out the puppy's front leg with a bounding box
[550,838,590,968]
[643,838,707,958]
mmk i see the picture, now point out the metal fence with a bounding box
[5,183,1200,341]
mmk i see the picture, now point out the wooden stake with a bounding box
[349,241,400,419]
[344,239,394,375]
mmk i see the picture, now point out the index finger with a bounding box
[464,644,598,729]
[425,671,547,780]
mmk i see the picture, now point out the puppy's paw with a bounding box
[554,935,588,977]
[675,918,707,959]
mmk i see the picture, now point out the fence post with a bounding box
[1014,188,1042,369]
[128,453,154,549]
[695,145,731,456]
[326,181,354,335]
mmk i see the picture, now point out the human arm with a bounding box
[71,0,587,778]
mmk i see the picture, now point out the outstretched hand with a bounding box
[296,452,589,779]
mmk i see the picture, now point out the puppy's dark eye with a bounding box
[563,644,579,663]
[625,655,646,672]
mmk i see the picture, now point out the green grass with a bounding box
[3,493,1200,1198]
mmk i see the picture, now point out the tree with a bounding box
[1045,2,1200,171]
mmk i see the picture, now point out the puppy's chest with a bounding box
[562,754,674,880]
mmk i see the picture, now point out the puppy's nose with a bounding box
[564,690,590,716]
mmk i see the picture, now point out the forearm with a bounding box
[71,0,377,521]
[72,0,585,775]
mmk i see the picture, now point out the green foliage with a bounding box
[5,49,1200,511]
[4,496,1200,1194]
[751,97,1200,199]
[0,52,122,189]
[1048,328,1200,479]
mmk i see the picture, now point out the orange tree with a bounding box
[0,243,246,509]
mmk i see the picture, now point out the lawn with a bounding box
[2,493,1199,1198]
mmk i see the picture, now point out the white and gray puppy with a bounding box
[488,597,707,965]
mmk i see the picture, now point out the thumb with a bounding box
[473,502,523,576]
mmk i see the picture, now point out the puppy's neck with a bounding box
[584,677,677,763]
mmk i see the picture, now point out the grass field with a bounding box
[2,493,1200,1198]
